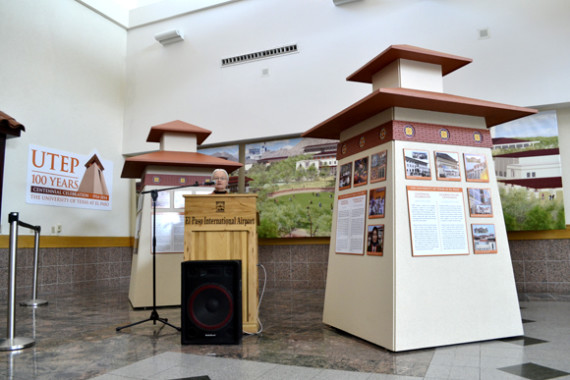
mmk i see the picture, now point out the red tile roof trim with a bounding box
[0,110,25,137]
[499,177,563,190]
[303,87,536,139]
[347,44,472,84]
[494,148,559,158]
[146,120,212,146]
[121,151,242,179]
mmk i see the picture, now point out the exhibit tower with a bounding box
[303,45,536,351]
[121,120,241,308]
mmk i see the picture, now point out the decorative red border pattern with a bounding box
[337,121,492,160]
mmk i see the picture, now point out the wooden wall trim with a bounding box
[506,226,570,241]
[0,235,133,249]
[259,237,330,245]
[259,227,570,245]
[259,229,570,244]
[1,227,568,249]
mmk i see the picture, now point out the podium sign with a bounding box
[184,194,258,334]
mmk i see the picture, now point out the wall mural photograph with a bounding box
[199,137,337,238]
[491,110,565,231]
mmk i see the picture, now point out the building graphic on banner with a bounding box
[77,154,109,197]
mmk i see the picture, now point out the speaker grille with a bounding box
[189,284,234,331]
[181,260,242,345]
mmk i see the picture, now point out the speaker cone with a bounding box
[188,284,233,331]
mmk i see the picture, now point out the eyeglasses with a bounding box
[213,177,227,181]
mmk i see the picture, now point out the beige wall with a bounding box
[0,0,130,237]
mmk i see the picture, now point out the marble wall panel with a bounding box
[0,246,133,299]
[1,239,567,299]
[509,239,570,295]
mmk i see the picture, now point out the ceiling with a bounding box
[76,0,239,29]
[112,0,165,10]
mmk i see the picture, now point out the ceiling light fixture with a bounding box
[333,0,362,5]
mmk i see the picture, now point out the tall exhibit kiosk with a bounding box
[183,194,259,334]
[121,121,242,308]
[303,45,537,351]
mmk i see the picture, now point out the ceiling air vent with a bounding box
[221,44,298,67]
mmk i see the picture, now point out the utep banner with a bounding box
[26,144,113,210]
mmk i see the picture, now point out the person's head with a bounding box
[212,169,229,192]
[371,227,378,242]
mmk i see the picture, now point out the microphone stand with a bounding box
[116,182,204,333]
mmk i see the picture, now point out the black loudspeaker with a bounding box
[181,260,242,345]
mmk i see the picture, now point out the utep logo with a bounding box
[439,128,450,141]
[216,201,225,213]
[359,136,366,148]
[379,128,387,140]
[404,124,415,138]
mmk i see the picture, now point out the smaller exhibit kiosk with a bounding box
[303,45,537,351]
[121,120,242,308]
[183,194,259,334]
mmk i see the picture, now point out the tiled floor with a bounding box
[0,288,568,379]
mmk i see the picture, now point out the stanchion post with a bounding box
[20,226,48,307]
[0,212,35,351]
[32,229,40,300]
[7,213,18,338]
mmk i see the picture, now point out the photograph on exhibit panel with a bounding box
[366,224,384,256]
[370,150,387,183]
[404,149,431,180]
[368,187,386,219]
[353,157,369,187]
[472,224,498,254]
[464,153,490,182]
[434,151,461,181]
[339,162,352,190]
[467,188,493,217]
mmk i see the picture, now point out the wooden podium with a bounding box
[183,194,258,334]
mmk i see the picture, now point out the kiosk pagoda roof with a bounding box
[303,45,537,140]
[147,120,212,145]
[347,44,472,84]
[303,87,537,139]
[0,110,25,138]
[121,151,242,179]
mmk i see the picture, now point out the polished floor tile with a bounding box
[0,288,568,379]
[498,362,570,380]
[499,337,549,346]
